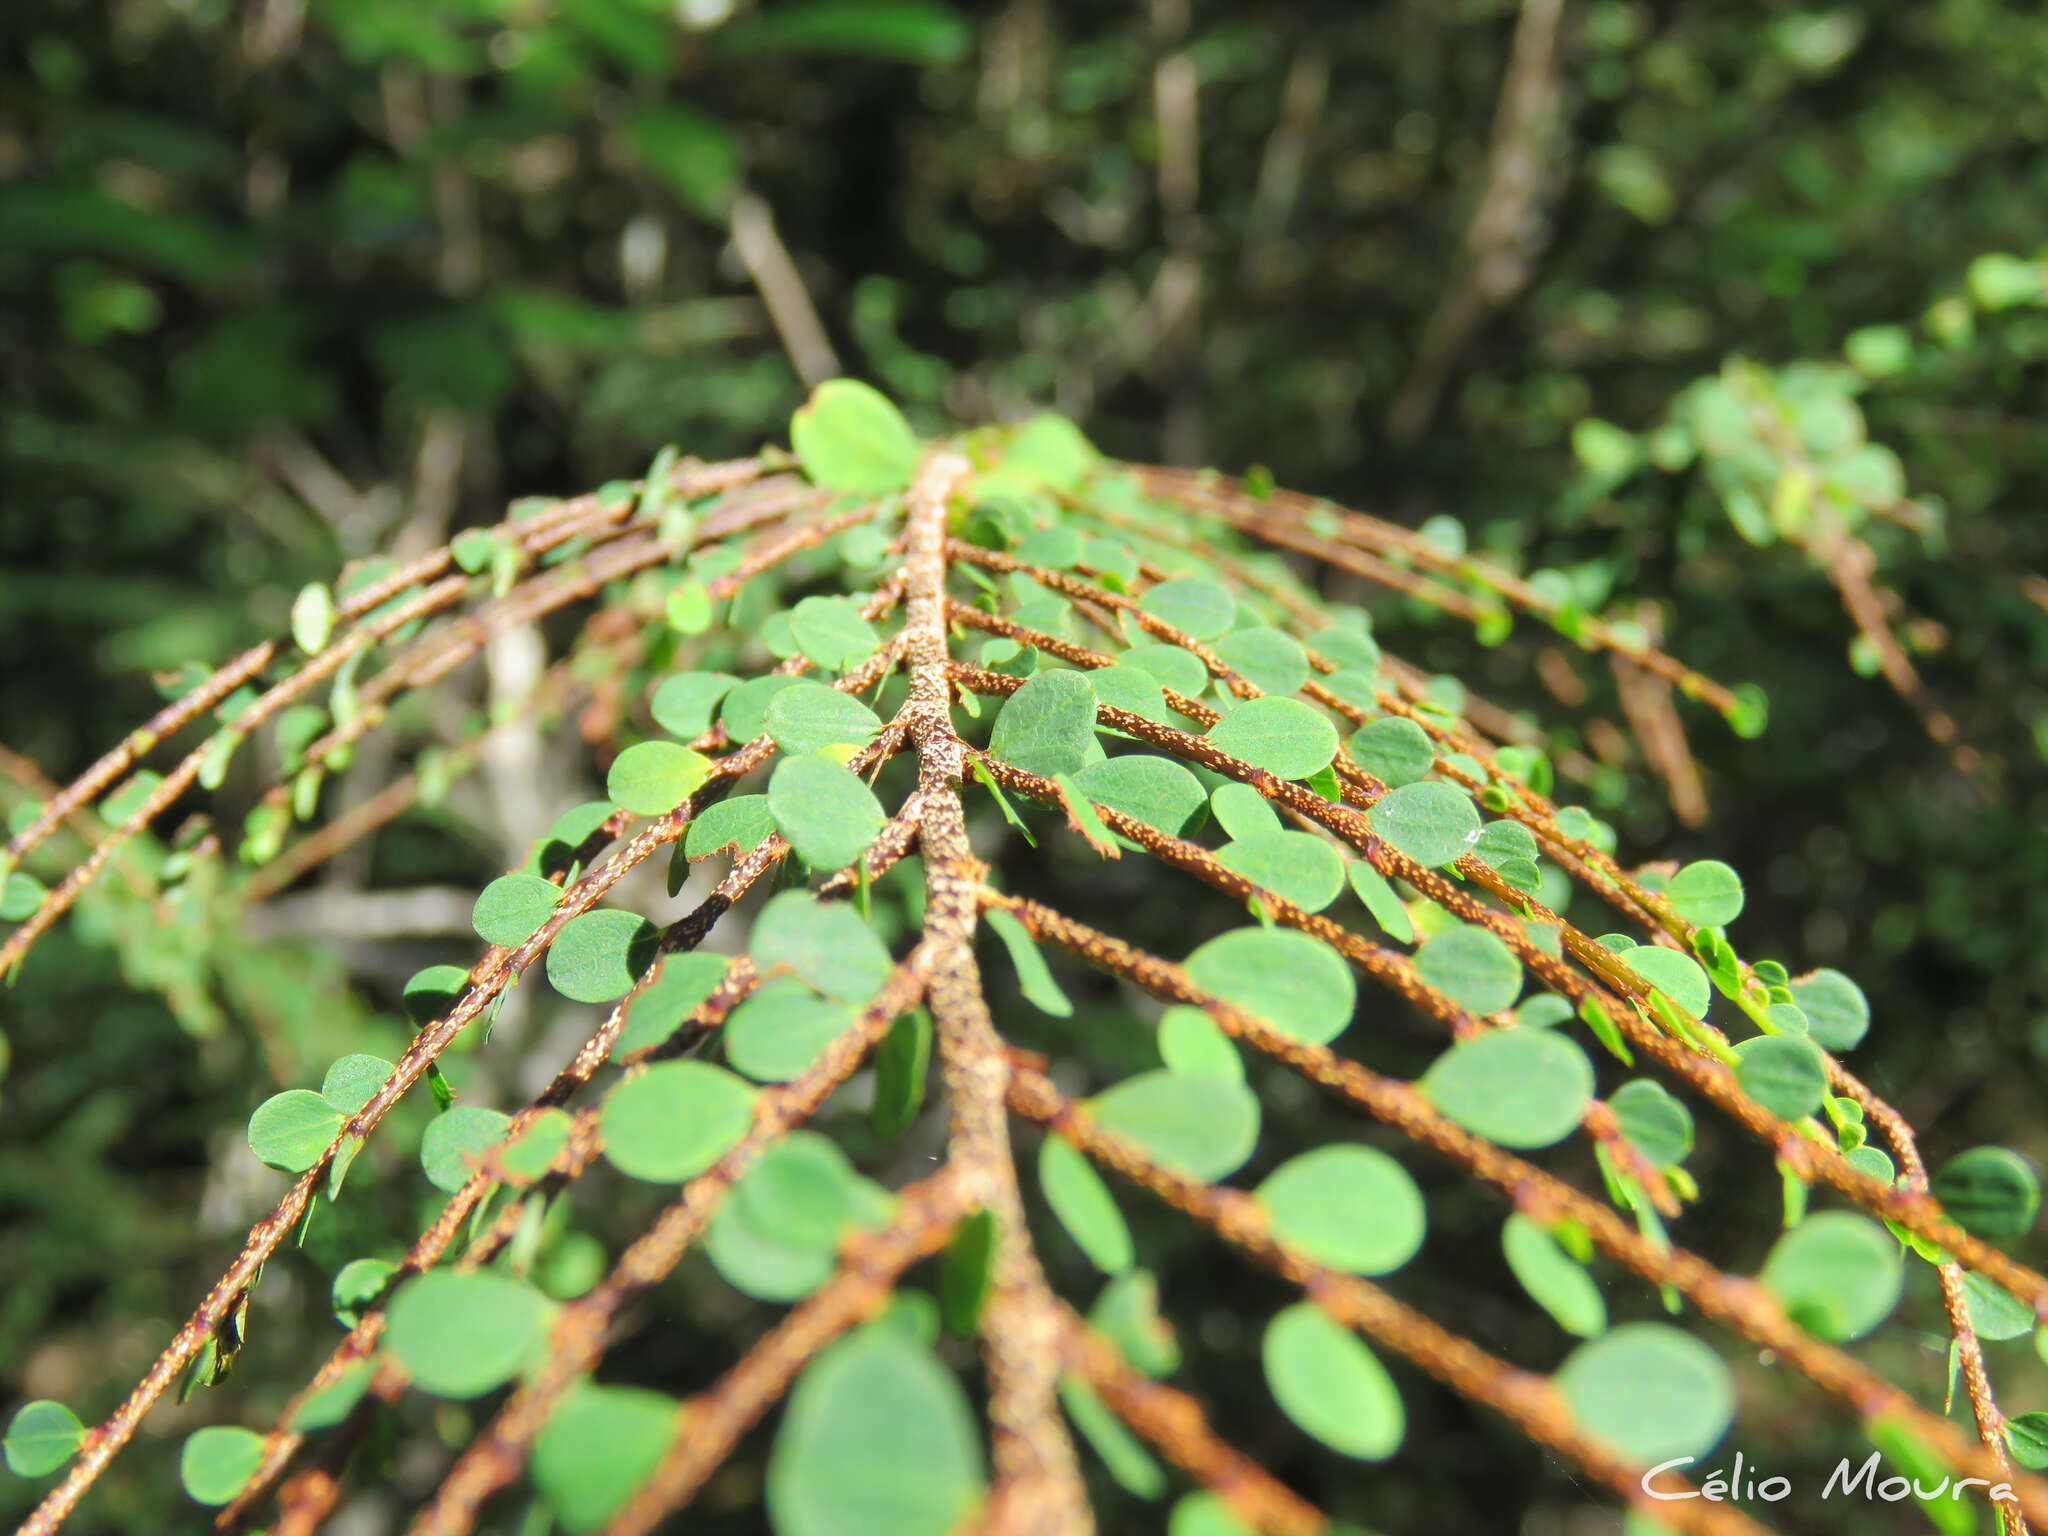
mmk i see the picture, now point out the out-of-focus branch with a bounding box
[729,191,842,387]
[1388,0,1567,439]
[1244,47,1329,284]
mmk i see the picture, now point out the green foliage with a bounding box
[790,381,920,495]
[1421,1030,1594,1149]
[1203,698,1338,782]
[1366,782,1480,868]
[1262,1303,1404,1462]
[472,874,564,948]
[1760,1214,1904,1342]
[547,909,659,1003]
[1413,924,1524,1015]
[4,1402,83,1479]
[531,1384,678,1534]
[606,741,712,817]
[1139,578,1236,640]
[1502,1216,1606,1339]
[990,671,1100,778]
[604,1062,756,1183]
[419,1105,511,1193]
[1185,927,1355,1046]
[1090,1071,1260,1184]
[1732,1036,1830,1122]
[1553,1326,1734,1466]
[1932,1149,2042,1242]
[766,1328,984,1536]
[1039,1136,1134,1276]
[768,755,886,870]
[1256,1147,1425,1277]
[178,1426,265,1506]
[15,10,2048,1514]
[384,1270,557,1399]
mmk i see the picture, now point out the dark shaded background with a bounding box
[7,0,2048,1531]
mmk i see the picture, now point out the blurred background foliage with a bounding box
[8,0,2048,1530]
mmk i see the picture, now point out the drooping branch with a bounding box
[989,892,2048,1524]
[899,450,1092,1534]
[1006,1065,1776,1536]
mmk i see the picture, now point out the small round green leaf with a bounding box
[1120,642,1210,697]
[472,873,561,948]
[650,671,739,740]
[768,754,887,871]
[751,890,892,1001]
[383,1269,556,1399]
[724,976,858,1082]
[332,1257,396,1327]
[1139,577,1236,640]
[603,1060,755,1183]
[1312,624,1381,676]
[1554,1324,1733,1465]
[1262,1302,1403,1461]
[872,1008,932,1139]
[1960,1272,2033,1341]
[290,1358,378,1433]
[1204,697,1339,781]
[985,908,1073,1016]
[546,909,659,1004]
[788,594,882,671]
[1157,1007,1243,1082]
[180,1425,266,1506]
[1421,1030,1594,1149]
[2010,1413,2048,1471]
[1503,1214,1606,1338]
[1209,782,1279,839]
[1349,717,1435,787]
[1039,1135,1134,1274]
[5,1400,85,1478]
[1170,1493,1258,1536]
[1760,1212,1903,1341]
[1090,1271,1180,1377]
[1212,627,1309,696]
[1608,1079,1694,1168]
[762,680,882,757]
[1089,1069,1260,1183]
[1367,781,1480,868]
[1788,969,1870,1051]
[248,1089,344,1173]
[1618,944,1711,1019]
[1088,664,1170,726]
[404,964,470,1025]
[1061,1377,1166,1498]
[1216,828,1346,913]
[532,1383,679,1535]
[611,952,731,1060]
[1413,924,1523,1015]
[767,1329,986,1536]
[1186,927,1355,1045]
[420,1104,512,1192]
[1665,860,1745,927]
[1347,862,1414,943]
[291,581,334,654]
[1933,1147,2040,1242]
[720,673,802,742]
[1071,754,1207,836]
[606,741,712,817]
[1733,1035,1828,1122]
[1256,1145,1425,1275]
[990,669,1100,778]
[790,379,920,494]
[319,1053,393,1117]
